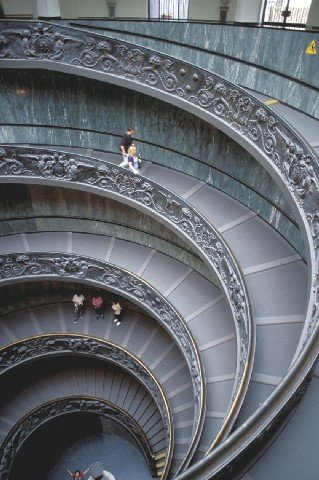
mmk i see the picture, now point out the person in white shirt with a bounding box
[72,292,85,323]
[87,461,115,480]
[112,301,122,326]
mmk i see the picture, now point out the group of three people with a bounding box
[72,293,122,326]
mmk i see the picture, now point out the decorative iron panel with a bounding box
[0,396,157,479]
[0,335,172,479]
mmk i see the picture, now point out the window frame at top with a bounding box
[148,0,190,21]
[261,0,312,27]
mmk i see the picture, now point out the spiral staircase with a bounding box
[0,19,318,480]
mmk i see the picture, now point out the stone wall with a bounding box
[68,20,319,118]
[0,69,304,256]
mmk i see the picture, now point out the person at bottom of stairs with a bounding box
[112,300,122,326]
[67,467,90,478]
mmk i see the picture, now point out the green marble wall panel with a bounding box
[0,218,214,282]
[0,184,215,282]
[70,20,319,118]
[74,21,318,88]
[0,70,305,256]
[0,184,189,250]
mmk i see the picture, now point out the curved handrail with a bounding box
[1,21,318,476]
[0,144,254,469]
[69,20,319,93]
[0,251,205,469]
[0,396,157,478]
[0,334,173,480]
[0,125,299,230]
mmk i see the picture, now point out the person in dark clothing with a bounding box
[119,127,135,166]
[92,295,104,319]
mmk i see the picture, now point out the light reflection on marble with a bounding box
[69,20,319,119]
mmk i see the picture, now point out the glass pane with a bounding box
[150,0,189,19]
[263,0,312,25]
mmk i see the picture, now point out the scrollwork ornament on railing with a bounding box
[0,252,202,404]
[0,335,172,462]
[0,146,250,329]
[0,254,45,278]
[0,21,317,193]
[1,20,319,476]
[0,144,251,351]
[0,397,157,479]
[0,148,31,175]
[276,135,319,205]
[0,338,172,479]
[0,23,83,60]
[0,143,251,462]
[247,108,280,165]
[0,252,201,464]
[306,212,319,250]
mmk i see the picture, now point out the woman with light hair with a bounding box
[127,145,141,175]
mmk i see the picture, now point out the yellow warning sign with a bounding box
[306,40,317,55]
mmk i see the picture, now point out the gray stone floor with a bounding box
[47,433,152,480]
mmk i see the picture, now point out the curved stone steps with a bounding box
[0,302,192,472]
[141,161,307,430]
[0,359,166,459]
[0,23,315,478]
[53,146,308,440]
[0,231,237,467]
[242,360,319,480]
[58,146,307,437]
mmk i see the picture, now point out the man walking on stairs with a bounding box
[119,127,135,166]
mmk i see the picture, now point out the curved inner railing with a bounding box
[0,144,254,465]
[0,21,318,477]
[0,334,173,480]
[0,396,157,479]
[0,251,205,469]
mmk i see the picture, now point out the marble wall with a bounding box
[0,70,305,256]
[69,20,319,118]
[0,184,215,282]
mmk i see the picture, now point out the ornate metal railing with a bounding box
[0,144,254,469]
[0,21,318,477]
[0,334,172,479]
[0,251,204,466]
[0,396,157,480]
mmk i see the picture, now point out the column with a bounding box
[36,0,61,18]
[306,0,319,30]
[235,0,264,23]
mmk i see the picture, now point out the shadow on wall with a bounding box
[9,414,152,480]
